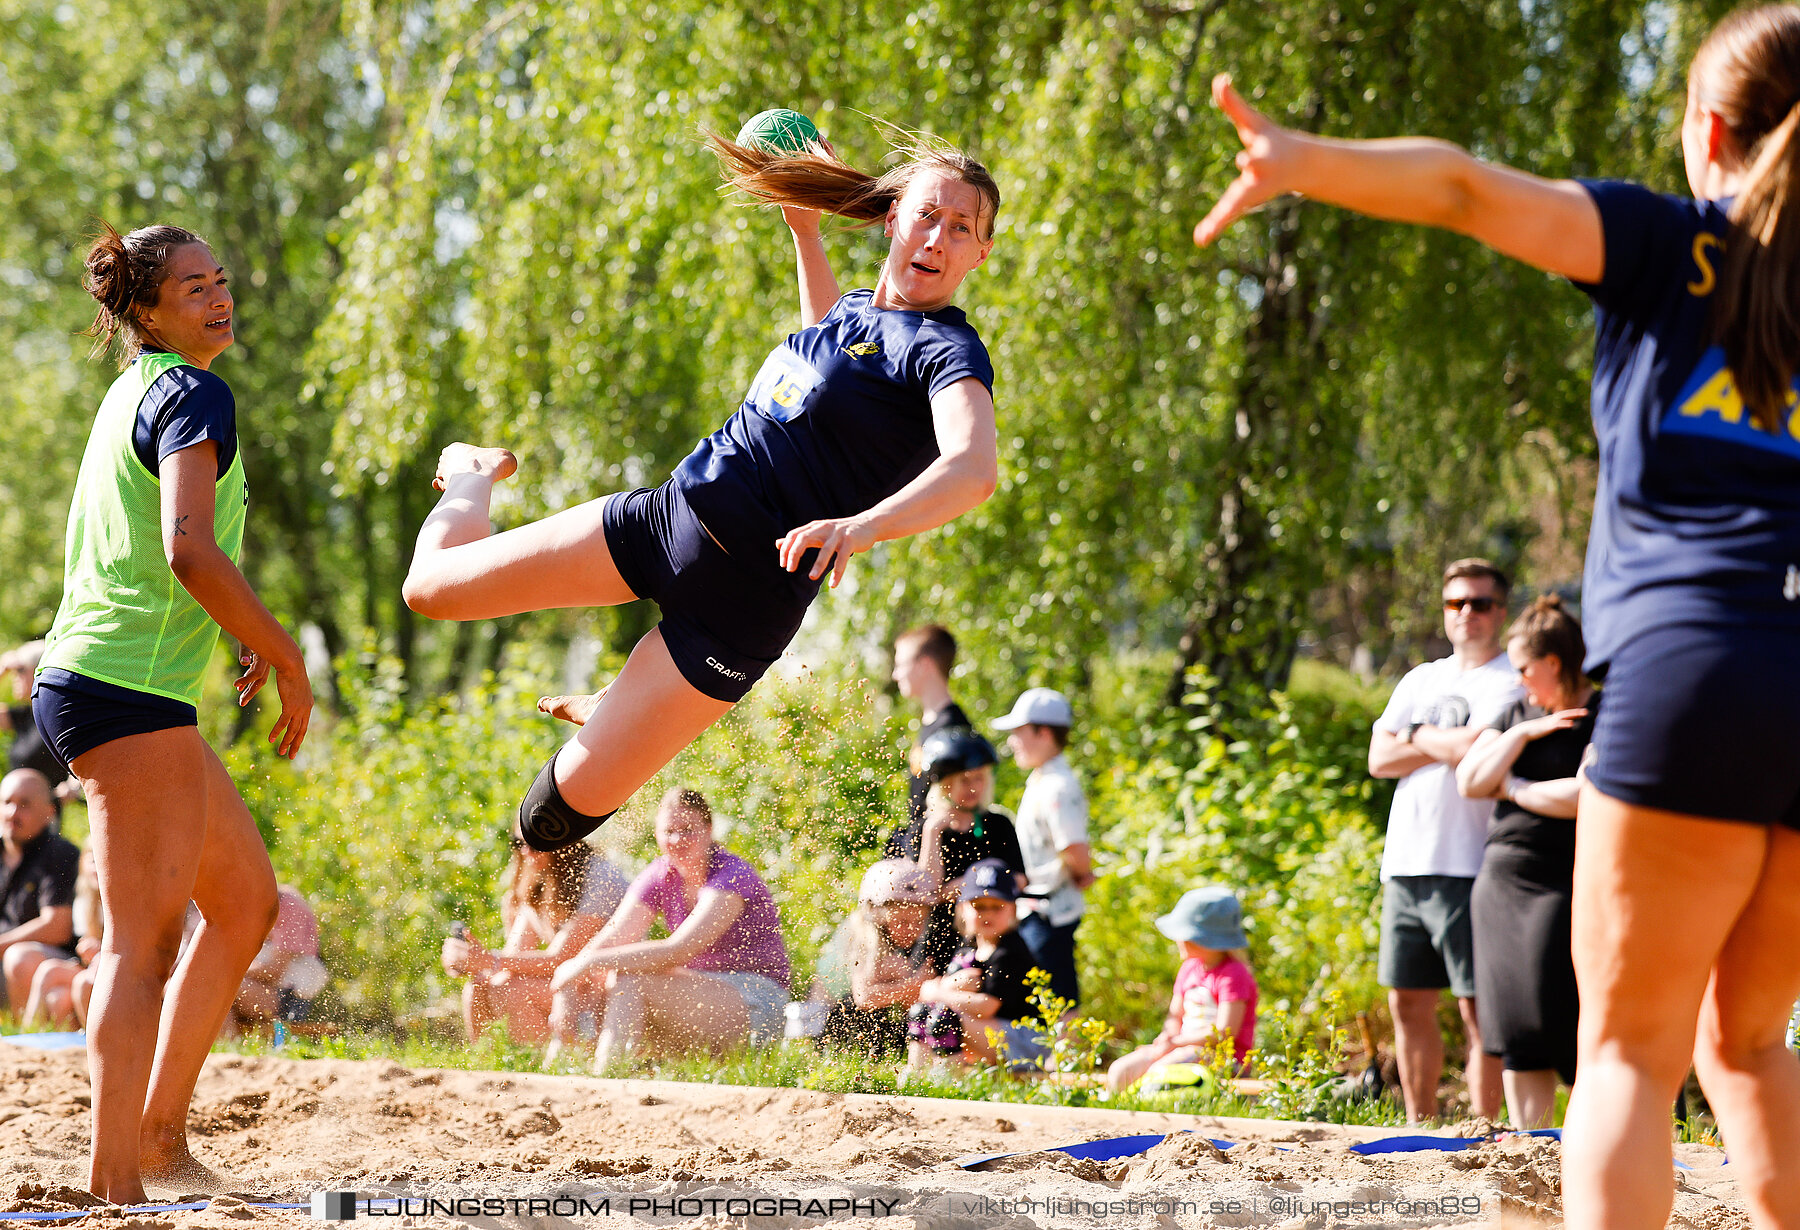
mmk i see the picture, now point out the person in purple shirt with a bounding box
[548,788,789,1071]
[400,131,1001,857]
[1194,10,1800,1226]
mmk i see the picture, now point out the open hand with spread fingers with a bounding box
[1193,75,1305,248]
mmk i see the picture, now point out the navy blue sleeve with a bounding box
[132,365,238,479]
[1573,179,1710,325]
[912,322,995,399]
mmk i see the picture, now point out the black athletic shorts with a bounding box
[602,482,812,703]
[1587,622,1800,828]
[32,668,198,771]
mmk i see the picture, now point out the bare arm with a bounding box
[551,889,745,986]
[0,905,73,953]
[850,949,930,1010]
[162,443,311,757]
[782,206,841,328]
[1511,776,1580,820]
[1369,724,1482,779]
[477,912,609,981]
[1194,76,1603,284]
[776,377,998,587]
[1058,842,1094,890]
[1455,727,1524,798]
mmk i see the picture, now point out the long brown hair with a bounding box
[504,839,592,932]
[1695,6,1800,431]
[704,127,1001,241]
[82,219,206,368]
[1506,594,1587,699]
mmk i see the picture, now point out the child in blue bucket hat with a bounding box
[1106,885,1259,1090]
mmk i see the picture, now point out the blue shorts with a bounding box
[1588,623,1800,829]
[602,482,811,703]
[31,668,197,771]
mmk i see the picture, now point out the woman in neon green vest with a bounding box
[33,222,312,1204]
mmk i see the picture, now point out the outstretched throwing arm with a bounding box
[1193,75,1604,283]
[776,376,998,588]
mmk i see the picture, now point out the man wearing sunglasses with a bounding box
[1369,558,1524,1122]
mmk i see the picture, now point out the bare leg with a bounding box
[402,446,638,619]
[1389,988,1444,1122]
[139,747,277,1190]
[593,971,752,1070]
[1562,788,1770,1230]
[1690,825,1800,1230]
[552,629,734,816]
[25,959,82,1029]
[1502,1068,1560,1129]
[1106,1042,1175,1092]
[1457,997,1504,1119]
[75,730,211,1205]
[4,946,58,1016]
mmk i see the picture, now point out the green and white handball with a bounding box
[735,108,822,155]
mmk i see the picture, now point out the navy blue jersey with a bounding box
[1573,180,1800,675]
[672,289,993,593]
[130,355,238,479]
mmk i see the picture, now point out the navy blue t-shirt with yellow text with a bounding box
[673,289,993,595]
[1574,180,1800,675]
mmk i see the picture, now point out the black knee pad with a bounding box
[517,754,615,851]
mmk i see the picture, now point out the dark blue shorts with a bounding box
[1588,623,1800,828]
[31,668,198,772]
[602,482,812,703]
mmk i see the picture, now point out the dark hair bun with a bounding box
[81,220,205,367]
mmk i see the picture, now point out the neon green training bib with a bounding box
[39,352,248,706]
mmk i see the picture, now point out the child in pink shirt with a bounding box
[1106,885,1258,1090]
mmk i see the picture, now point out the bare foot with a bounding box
[432,443,518,491]
[537,687,607,727]
[140,1135,225,1194]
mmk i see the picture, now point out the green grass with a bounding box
[216,1023,1410,1125]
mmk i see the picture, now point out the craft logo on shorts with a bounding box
[706,656,748,682]
[311,1191,358,1220]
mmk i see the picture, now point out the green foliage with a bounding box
[985,967,1114,1106]
[1076,664,1391,1041]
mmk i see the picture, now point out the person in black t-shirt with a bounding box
[884,729,1025,974]
[0,769,79,1011]
[890,624,969,832]
[906,859,1049,1070]
[1457,596,1596,1129]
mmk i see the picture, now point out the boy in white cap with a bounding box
[993,687,1093,1008]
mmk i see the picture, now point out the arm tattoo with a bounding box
[171,514,190,537]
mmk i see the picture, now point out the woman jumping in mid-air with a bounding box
[1193,10,1800,1229]
[403,131,999,851]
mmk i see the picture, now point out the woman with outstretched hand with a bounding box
[34,222,312,1203]
[403,130,1000,853]
[1194,12,1800,1227]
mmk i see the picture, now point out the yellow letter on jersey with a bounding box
[1688,233,1722,296]
[1677,365,1745,425]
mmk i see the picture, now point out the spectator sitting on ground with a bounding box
[441,836,629,1045]
[227,883,330,1038]
[816,860,936,1058]
[549,788,791,1071]
[885,729,1025,975]
[905,859,1049,1071]
[0,769,79,1013]
[21,849,101,1029]
[0,644,79,809]
[1106,885,1260,1092]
